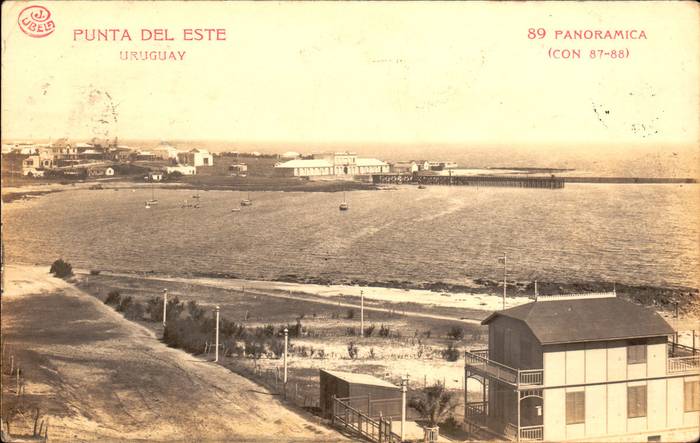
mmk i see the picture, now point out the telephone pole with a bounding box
[214,305,220,362]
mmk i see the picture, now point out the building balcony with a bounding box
[465,350,544,388]
[465,401,543,441]
[668,342,700,374]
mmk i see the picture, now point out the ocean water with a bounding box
[2,183,698,289]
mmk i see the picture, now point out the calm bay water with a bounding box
[3,184,698,289]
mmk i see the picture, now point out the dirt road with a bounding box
[1,265,343,442]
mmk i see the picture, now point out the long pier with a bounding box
[372,173,565,189]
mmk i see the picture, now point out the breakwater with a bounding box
[372,173,565,189]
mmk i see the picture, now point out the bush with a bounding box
[379,324,391,338]
[346,309,355,319]
[116,295,134,313]
[364,324,376,337]
[104,290,122,306]
[346,327,357,336]
[269,338,286,358]
[50,259,73,278]
[442,342,460,362]
[124,301,145,320]
[146,296,164,322]
[187,300,206,321]
[447,326,464,341]
[347,341,359,359]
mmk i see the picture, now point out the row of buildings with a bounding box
[1,140,213,178]
[272,152,459,178]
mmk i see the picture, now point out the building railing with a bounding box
[465,350,544,387]
[668,342,699,374]
[520,425,544,441]
[668,355,700,374]
[331,395,401,443]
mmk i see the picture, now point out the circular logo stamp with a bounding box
[18,5,55,38]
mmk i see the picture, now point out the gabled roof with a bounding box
[482,296,674,345]
[321,370,398,389]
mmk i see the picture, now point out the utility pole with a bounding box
[500,253,507,310]
[283,327,289,400]
[360,289,364,338]
[400,375,408,442]
[214,305,220,362]
[162,289,168,328]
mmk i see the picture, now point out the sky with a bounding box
[2,1,699,162]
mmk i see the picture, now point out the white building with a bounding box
[166,165,196,175]
[177,148,213,167]
[464,292,699,442]
[274,152,389,177]
[153,144,180,160]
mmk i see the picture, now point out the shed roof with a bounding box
[321,370,398,389]
[482,296,673,345]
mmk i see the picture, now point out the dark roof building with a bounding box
[481,294,674,345]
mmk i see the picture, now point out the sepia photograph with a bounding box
[1,1,698,442]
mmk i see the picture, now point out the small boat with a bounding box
[240,191,253,206]
[146,182,158,205]
[231,208,241,213]
[145,202,151,209]
[418,185,426,189]
[339,190,349,211]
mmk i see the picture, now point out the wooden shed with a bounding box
[320,369,402,419]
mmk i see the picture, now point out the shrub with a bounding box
[409,382,459,427]
[116,295,134,313]
[364,324,376,337]
[442,342,460,362]
[379,324,391,338]
[447,326,464,341]
[316,348,326,359]
[424,329,432,338]
[369,347,376,359]
[346,327,357,336]
[347,341,359,359]
[124,301,145,320]
[269,338,286,358]
[104,290,122,306]
[346,309,355,319]
[187,300,206,321]
[146,296,164,322]
[50,259,73,278]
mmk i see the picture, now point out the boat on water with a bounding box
[146,181,158,206]
[240,191,253,206]
[231,208,241,212]
[418,184,426,189]
[339,190,349,211]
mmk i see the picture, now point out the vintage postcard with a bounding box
[1,1,698,442]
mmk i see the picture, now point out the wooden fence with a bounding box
[331,395,402,443]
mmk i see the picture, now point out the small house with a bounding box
[320,369,402,419]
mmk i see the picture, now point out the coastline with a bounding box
[75,266,699,316]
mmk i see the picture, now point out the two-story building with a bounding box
[464,292,699,442]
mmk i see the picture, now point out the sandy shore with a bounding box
[1,265,344,442]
